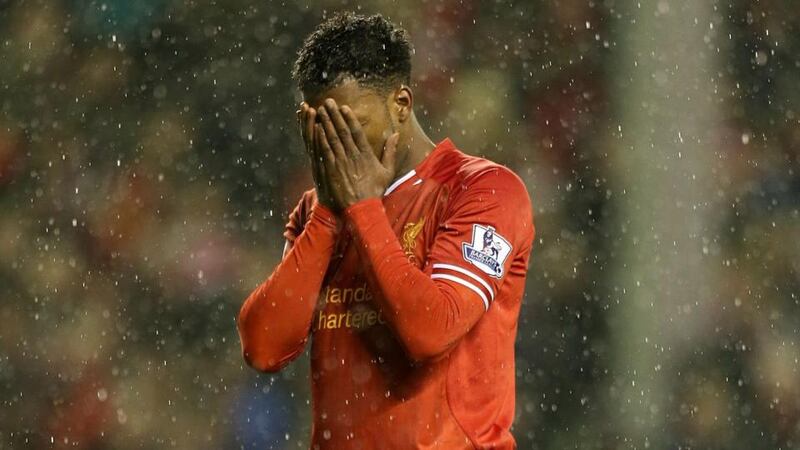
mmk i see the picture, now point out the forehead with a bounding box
[305,78,384,111]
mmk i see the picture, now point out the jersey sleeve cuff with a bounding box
[343,198,385,235]
[309,202,341,232]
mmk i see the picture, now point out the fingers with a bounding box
[305,108,316,154]
[299,103,330,194]
[315,124,335,170]
[299,103,317,157]
[381,132,400,172]
[324,99,358,157]
[309,124,326,186]
[297,105,306,144]
[297,102,307,134]
[340,105,370,153]
[318,100,356,159]
[316,144,328,184]
[316,106,346,160]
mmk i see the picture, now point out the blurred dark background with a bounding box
[1,0,798,448]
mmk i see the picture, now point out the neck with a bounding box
[394,115,435,177]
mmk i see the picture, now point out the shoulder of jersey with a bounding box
[432,146,529,199]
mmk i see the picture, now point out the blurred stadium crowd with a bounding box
[1,0,798,448]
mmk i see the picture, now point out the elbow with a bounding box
[241,346,287,373]
[238,325,294,373]
[237,311,292,373]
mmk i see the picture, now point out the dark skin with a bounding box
[296,78,436,213]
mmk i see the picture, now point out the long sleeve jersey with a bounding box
[238,138,535,449]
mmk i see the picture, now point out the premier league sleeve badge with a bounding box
[462,225,512,278]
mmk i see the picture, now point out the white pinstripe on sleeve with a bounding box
[430,273,489,311]
[431,263,495,301]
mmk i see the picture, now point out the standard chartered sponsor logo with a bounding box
[321,282,372,304]
[315,282,387,330]
[315,309,387,330]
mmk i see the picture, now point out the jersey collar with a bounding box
[383,169,418,196]
[382,138,456,197]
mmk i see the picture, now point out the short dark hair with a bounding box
[292,12,412,96]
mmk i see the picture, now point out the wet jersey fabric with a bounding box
[239,138,535,449]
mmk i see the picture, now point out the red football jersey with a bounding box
[278,138,535,448]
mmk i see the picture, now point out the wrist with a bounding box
[343,190,383,209]
[343,198,384,235]
[344,198,393,253]
[310,202,341,232]
[343,197,383,217]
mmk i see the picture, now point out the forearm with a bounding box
[237,204,339,372]
[344,199,484,363]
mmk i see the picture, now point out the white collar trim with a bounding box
[383,169,417,196]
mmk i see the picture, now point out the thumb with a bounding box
[381,132,400,170]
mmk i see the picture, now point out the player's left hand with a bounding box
[315,98,400,209]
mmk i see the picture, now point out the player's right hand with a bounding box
[298,102,338,212]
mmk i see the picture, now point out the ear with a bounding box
[392,85,413,124]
